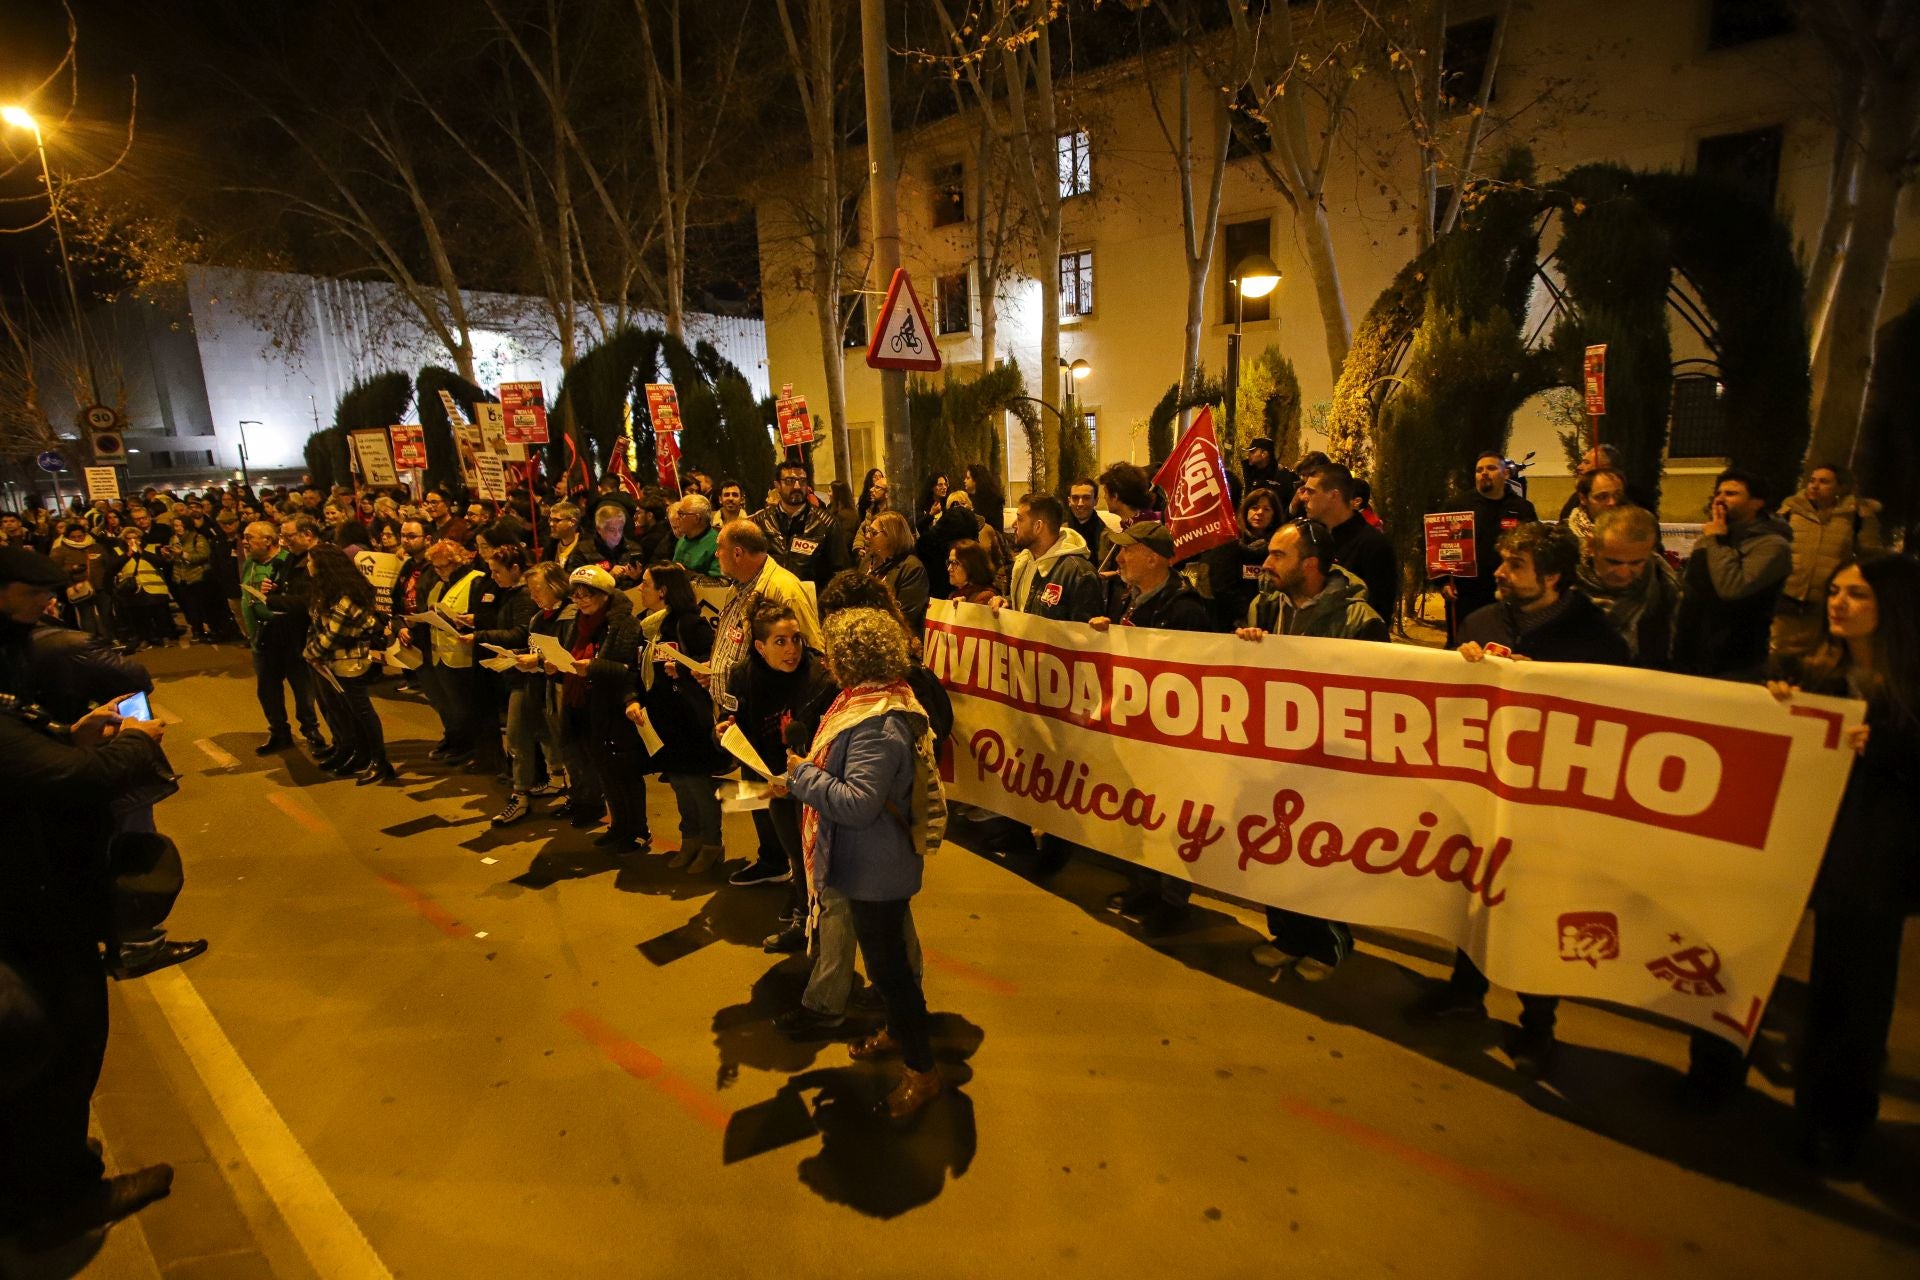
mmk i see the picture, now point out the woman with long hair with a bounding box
[963,463,1004,539]
[1771,555,1919,1174]
[914,473,950,540]
[304,543,394,783]
[633,563,728,867]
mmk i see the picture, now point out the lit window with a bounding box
[1057,130,1092,198]
[1060,250,1094,318]
[936,271,971,336]
[1081,410,1099,455]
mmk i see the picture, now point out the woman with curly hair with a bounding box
[775,607,947,1120]
[303,542,393,783]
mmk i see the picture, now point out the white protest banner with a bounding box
[83,466,120,501]
[354,550,402,617]
[348,430,400,488]
[924,600,1862,1046]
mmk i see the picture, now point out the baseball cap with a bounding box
[568,565,618,595]
[0,547,70,588]
[1109,520,1175,559]
[1245,436,1275,452]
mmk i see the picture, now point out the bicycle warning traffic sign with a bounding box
[864,268,943,373]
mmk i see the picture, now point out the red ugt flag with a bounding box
[606,437,644,500]
[1150,407,1239,562]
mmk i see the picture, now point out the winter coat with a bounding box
[1117,574,1215,632]
[1778,493,1883,607]
[1008,527,1103,622]
[872,552,931,634]
[1673,514,1791,679]
[171,528,212,586]
[1203,527,1272,630]
[1429,490,1538,617]
[1457,590,1632,666]
[577,594,646,750]
[475,584,540,690]
[1249,564,1390,641]
[1329,512,1401,623]
[642,605,726,776]
[49,534,110,595]
[754,503,847,588]
[725,648,837,782]
[914,505,979,579]
[788,711,922,902]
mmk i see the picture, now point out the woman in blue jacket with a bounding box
[775,606,945,1120]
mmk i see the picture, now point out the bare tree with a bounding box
[1799,0,1920,468]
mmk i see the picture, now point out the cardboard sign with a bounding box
[475,402,527,462]
[472,452,510,503]
[354,549,403,617]
[348,429,400,488]
[1149,407,1238,562]
[644,383,681,434]
[1583,344,1608,420]
[389,424,428,470]
[499,381,549,445]
[1424,511,1477,579]
[776,384,814,447]
[83,466,120,501]
[865,268,942,372]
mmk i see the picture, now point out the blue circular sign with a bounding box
[37,450,66,473]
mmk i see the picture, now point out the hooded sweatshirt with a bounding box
[1007,526,1102,622]
[1250,563,1390,642]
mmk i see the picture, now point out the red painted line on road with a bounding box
[1277,1096,1663,1265]
[562,1009,730,1133]
[376,874,467,940]
[267,790,331,835]
[922,945,1018,996]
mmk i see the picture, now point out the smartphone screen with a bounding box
[116,691,152,720]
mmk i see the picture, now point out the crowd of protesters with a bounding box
[0,427,1911,1251]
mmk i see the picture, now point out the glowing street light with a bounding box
[2,104,100,406]
[1226,252,1283,440]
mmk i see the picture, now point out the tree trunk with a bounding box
[813,282,852,485]
[1301,200,1353,384]
[1805,81,1863,372]
[1807,76,1916,469]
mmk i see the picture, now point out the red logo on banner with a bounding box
[1646,935,1724,996]
[1558,912,1619,967]
[1150,408,1238,562]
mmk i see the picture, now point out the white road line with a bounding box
[195,738,240,769]
[145,967,393,1280]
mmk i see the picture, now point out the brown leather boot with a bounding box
[849,1028,900,1061]
[884,1066,943,1120]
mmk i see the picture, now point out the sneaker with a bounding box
[491,794,530,828]
[762,923,806,954]
[772,1005,844,1038]
[1404,985,1487,1022]
[729,859,792,887]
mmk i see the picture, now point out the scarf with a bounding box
[797,680,943,928]
[563,605,607,708]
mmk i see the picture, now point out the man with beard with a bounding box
[1406,522,1627,1078]
[1430,450,1537,645]
[754,460,847,589]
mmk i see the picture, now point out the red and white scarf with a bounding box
[797,680,933,919]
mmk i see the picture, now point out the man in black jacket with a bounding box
[1298,461,1398,623]
[754,459,847,590]
[1408,523,1627,1078]
[1090,521,1215,933]
[1432,450,1539,645]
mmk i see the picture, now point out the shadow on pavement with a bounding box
[951,830,1920,1248]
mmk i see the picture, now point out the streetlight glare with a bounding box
[0,106,38,133]
[1235,252,1282,299]
[1069,358,1092,380]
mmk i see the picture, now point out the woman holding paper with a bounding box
[555,565,650,853]
[302,543,393,784]
[774,607,945,1120]
[633,564,727,867]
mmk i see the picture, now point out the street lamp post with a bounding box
[237,420,260,494]
[1,106,100,405]
[1225,253,1282,443]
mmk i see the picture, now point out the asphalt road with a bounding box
[9,641,1919,1279]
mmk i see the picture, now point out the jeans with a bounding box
[314,669,387,762]
[419,660,476,750]
[666,773,723,848]
[252,642,317,738]
[803,886,922,1018]
[506,685,552,793]
[755,797,805,912]
[1448,950,1558,1033]
[849,898,936,1073]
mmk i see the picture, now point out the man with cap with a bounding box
[1239,436,1298,511]
[1087,521,1216,932]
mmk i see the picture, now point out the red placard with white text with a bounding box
[499,381,550,445]
[1424,511,1477,579]
[776,384,814,447]
[389,424,428,470]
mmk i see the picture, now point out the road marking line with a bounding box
[145,967,393,1280]
[153,701,183,726]
[376,874,466,939]
[195,738,240,769]
[1277,1096,1663,1264]
[267,791,331,835]
[562,1009,730,1132]
[922,945,1018,996]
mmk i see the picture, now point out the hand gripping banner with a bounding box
[925,601,1863,1046]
